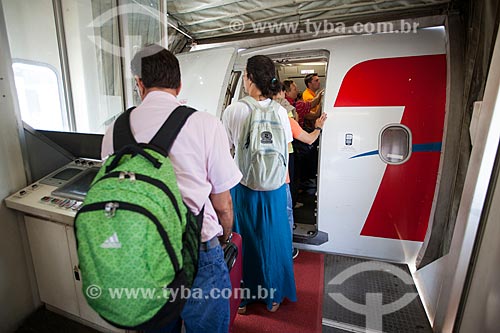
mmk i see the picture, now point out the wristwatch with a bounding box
[224,232,233,244]
[315,127,323,132]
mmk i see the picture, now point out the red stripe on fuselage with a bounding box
[334,55,446,241]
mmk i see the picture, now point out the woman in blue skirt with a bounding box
[222,55,296,313]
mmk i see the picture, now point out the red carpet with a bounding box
[232,251,324,333]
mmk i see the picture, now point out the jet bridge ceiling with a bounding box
[166,0,454,44]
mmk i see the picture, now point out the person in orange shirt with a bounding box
[302,73,324,116]
[295,74,325,187]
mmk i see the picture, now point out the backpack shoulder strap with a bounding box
[239,97,252,110]
[150,105,197,155]
[240,96,263,111]
[240,96,278,113]
[236,98,256,146]
[113,106,137,151]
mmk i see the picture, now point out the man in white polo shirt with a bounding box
[101,44,242,333]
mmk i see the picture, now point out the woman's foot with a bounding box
[268,302,280,313]
[237,305,247,314]
[292,248,299,259]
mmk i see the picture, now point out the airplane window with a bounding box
[379,125,412,164]
[12,62,66,131]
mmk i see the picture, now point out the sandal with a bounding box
[268,302,280,313]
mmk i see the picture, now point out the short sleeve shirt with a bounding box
[302,88,319,114]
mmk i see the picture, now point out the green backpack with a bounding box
[236,96,288,191]
[74,106,201,330]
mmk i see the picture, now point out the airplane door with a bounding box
[176,47,237,117]
[300,53,447,265]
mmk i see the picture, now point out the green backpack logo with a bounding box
[74,106,201,330]
[236,96,288,191]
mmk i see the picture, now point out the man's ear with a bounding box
[134,76,141,86]
[135,76,145,96]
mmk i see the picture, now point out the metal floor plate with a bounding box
[294,222,317,237]
[322,255,432,333]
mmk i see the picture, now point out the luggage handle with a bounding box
[106,144,161,173]
[224,242,238,272]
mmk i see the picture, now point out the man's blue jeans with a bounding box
[147,244,231,333]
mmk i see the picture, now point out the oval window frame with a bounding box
[378,124,412,165]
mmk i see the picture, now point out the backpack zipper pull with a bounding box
[118,171,136,182]
[127,172,136,182]
[104,202,119,218]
